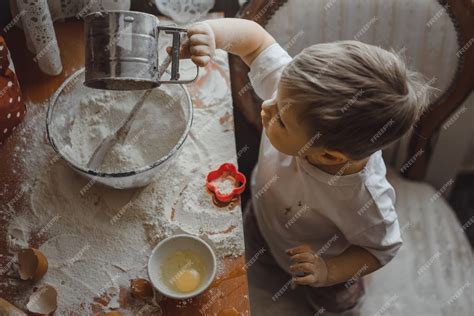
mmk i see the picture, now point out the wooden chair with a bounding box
[229,1,474,314]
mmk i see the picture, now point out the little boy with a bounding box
[182,18,430,314]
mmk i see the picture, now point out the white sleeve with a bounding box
[346,182,403,266]
[248,43,293,101]
[347,215,403,266]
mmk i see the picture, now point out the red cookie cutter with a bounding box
[206,163,246,203]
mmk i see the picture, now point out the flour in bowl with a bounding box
[59,88,187,173]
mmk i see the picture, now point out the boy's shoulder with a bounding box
[356,151,397,219]
[248,43,292,100]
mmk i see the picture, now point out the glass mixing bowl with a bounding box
[46,68,193,189]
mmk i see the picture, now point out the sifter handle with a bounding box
[157,26,199,84]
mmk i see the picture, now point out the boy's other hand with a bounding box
[287,245,328,287]
[167,22,216,67]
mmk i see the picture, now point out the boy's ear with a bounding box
[319,149,349,165]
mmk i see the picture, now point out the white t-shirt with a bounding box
[249,43,402,273]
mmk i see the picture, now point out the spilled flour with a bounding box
[2,53,242,314]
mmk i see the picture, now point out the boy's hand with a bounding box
[287,245,328,287]
[168,22,216,67]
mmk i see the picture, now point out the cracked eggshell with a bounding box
[18,248,48,282]
[26,285,57,316]
[0,298,27,316]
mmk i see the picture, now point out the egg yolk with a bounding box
[175,269,201,293]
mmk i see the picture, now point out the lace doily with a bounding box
[155,0,215,24]
[9,0,130,76]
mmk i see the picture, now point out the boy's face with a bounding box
[261,87,352,167]
[261,87,319,157]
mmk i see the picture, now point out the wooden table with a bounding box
[0,17,249,315]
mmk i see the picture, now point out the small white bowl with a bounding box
[147,234,217,299]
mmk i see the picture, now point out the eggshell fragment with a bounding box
[17,248,48,282]
[130,278,154,300]
[26,285,57,315]
[0,298,27,316]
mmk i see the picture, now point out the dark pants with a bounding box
[243,202,365,314]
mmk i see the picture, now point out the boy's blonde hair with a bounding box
[280,40,432,160]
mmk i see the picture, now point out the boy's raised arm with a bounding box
[182,18,276,67]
